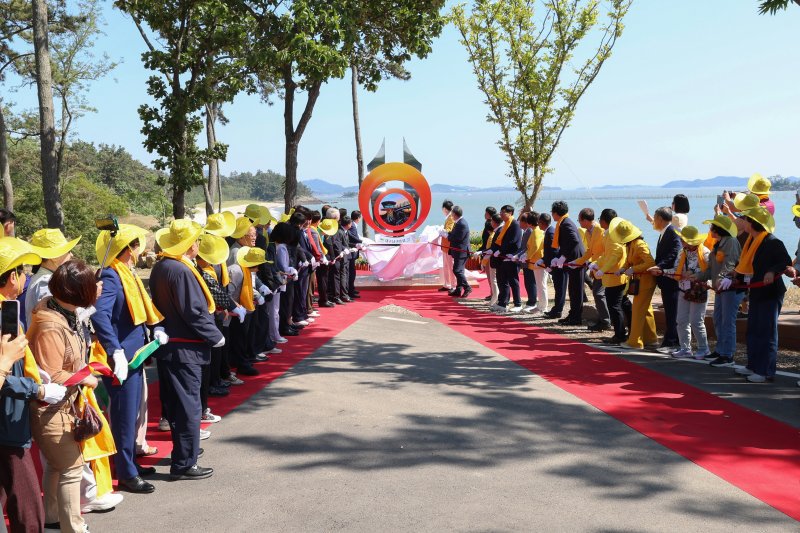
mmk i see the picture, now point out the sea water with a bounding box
[310,187,800,255]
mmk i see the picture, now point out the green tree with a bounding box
[116,0,251,219]
[452,0,632,209]
[758,0,800,14]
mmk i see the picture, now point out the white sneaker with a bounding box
[199,428,211,440]
[81,491,124,513]
[671,349,692,359]
[694,350,711,360]
[268,347,282,354]
[306,318,315,323]
[509,306,524,313]
[523,306,536,312]
[295,320,309,326]
[158,418,170,432]
[746,373,767,383]
[275,337,288,344]
[201,408,221,423]
[308,311,320,317]
[734,366,754,376]
[222,374,244,385]
[489,304,507,313]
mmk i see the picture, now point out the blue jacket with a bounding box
[0,360,39,448]
[655,225,682,290]
[149,258,223,365]
[347,225,362,246]
[542,226,558,265]
[556,217,585,261]
[92,268,148,360]
[447,218,470,259]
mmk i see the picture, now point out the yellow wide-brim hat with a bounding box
[793,205,800,219]
[197,234,229,265]
[702,214,738,238]
[231,216,254,239]
[30,228,81,259]
[155,219,203,256]
[96,224,149,267]
[747,173,771,195]
[0,237,42,275]
[318,219,338,236]
[742,206,776,234]
[608,219,642,244]
[733,192,760,212]
[236,246,270,268]
[677,226,707,247]
[244,204,275,227]
[204,211,236,237]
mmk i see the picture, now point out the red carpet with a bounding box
[371,281,800,522]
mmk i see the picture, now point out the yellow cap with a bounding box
[747,173,771,195]
[0,237,42,275]
[30,228,81,259]
[197,234,230,265]
[236,246,271,268]
[733,192,760,212]
[204,211,236,237]
[608,219,642,244]
[792,205,800,219]
[96,224,149,268]
[741,206,775,234]
[318,219,338,236]
[677,226,707,247]
[702,214,738,238]
[231,217,254,239]
[155,219,203,256]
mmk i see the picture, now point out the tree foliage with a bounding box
[452,0,632,208]
[758,0,800,14]
[116,0,251,219]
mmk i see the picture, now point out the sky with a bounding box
[8,1,800,190]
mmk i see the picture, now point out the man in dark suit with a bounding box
[548,201,586,325]
[347,210,363,299]
[150,220,223,481]
[443,205,471,297]
[491,205,522,311]
[648,206,682,351]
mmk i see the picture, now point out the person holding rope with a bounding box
[491,205,522,313]
[729,207,793,383]
[549,201,585,326]
[647,207,682,353]
[441,205,471,298]
[592,212,630,345]
[574,208,609,332]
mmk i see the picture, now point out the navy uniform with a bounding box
[149,257,222,476]
[555,216,586,323]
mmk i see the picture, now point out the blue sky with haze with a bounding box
[12,1,800,189]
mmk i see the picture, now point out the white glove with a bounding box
[350,247,358,254]
[112,349,129,382]
[535,260,546,268]
[233,306,246,323]
[288,267,298,277]
[356,243,364,250]
[321,256,329,265]
[472,252,481,260]
[743,275,752,284]
[718,278,732,291]
[550,258,559,268]
[213,336,226,348]
[153,326,169,345]
[624,267,634,276]
[679,279,691,291]
[311,257,318,269]
[41,383,67,404]
[519,254,527,263]
[493,251,500,257]
[557,256,567,268]
[438,229,448,238]
[343,250,351,257]
[588,262,599,272]
[483,250,492,256]
[594,270,605,279]
[259,284,270,296]
[255,293,265,306]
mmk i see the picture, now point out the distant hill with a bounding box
[302,179,561,196]
[661,176,749,189]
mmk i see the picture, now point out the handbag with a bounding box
[627,277,640,296]
[72,388,104,442]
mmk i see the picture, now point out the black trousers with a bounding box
[338,258,349,298]
[280,279,295,330]
[228,313,254,369]
[522,268,537,306]
[316,265,329,304]
[605,284,627,339]
[452,254,469,290]
[327,262,341,300]
[293,270,309,321]
[550,268,567,314]
[567,267,586,320]
[497,261,521,306]
[348,257,358,295]
[158,357,203,474]
[658,277,680,345]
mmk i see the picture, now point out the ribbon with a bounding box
[64,361,117,387]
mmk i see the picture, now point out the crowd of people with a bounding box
[0,204,364,532]
[438,174,799,388]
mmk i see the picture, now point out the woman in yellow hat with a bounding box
[149,219,222,481]
[609,220,658,351]
[24,228,81,328]
[665,226,711,360]
[591,212,629,344]
[696,215,743,367]
[722,174,775,216]
[729,207,793,383]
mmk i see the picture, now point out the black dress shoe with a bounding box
[320,301,335,307]
[543,311,562,319]
[169,464,214,481]
[332,298,346,305]
[562,318,583,326]
[557,317,570,324]
[137,465,156,476]
[588,322,610,332]
[438,286,450,292]
[119,476,155,493]
[349,293,361,299]
[461,288,473,298]
[237,365,259,376]
[448,289,462,297]
[209,385,230,397]
[198,448,204,458]
[483,296,492,301]
[340,296,352,302]
[280,329,299,336]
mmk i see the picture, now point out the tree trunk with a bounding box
[204,103,219,216]
[284,140,298,214]
[172,185,185,220]
[282,68,321,214]
[0,106,12,211]
[350,63,367,237]
[32,0,63,229]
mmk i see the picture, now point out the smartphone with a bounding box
[795,189,800,203]
[716,194,724,207]
[1,300,20,340]
[94,216,119,232]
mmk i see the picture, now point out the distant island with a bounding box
[302,178,561,196]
